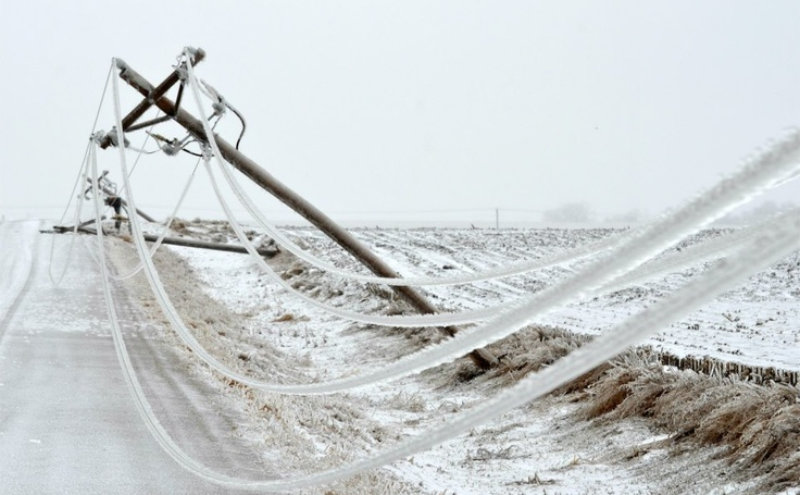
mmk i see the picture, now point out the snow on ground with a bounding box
[134,221,799,494]
[0,221,40,329]
[5,218,797,493]
[288,226,800,372]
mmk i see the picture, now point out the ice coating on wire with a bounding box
[99,76,800,490]
[184,63,624,327]
[115,46,800,393]
[201,158,504,326]
[262,129,800,395]
[193,77,628,287]
[105,158,200,281]
[129,149,790,397]
[89,137,245,490]
[182,55,630,288]
[98,52,800,491]
[204,148,775,327]
[599,218,764,292]
[48,153,89,287]
[183,49,800,395]
[217,159,627,286]
[48,63,113,288]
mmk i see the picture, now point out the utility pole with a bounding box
[495,208,499,230]
[107,50,497,369]
[53,225,280,258]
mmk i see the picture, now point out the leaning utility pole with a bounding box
[106,49,497,369]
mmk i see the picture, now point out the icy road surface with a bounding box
[0,221,265,494]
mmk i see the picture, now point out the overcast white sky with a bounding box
[1,1,799,225]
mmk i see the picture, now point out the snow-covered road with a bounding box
[0,222,265,493]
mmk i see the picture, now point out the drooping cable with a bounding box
[179,63,607,326]
[97,87,800,491]
[106,48,800,401]
[108,59,539,329]
[201,158,504,325]
[181,78,778,322]
[106,56,800,492]
[100,158,201,281]
[109,125,791,398]
[48,63,113,287]
[203,151,788,327]
[251,128,800,396]
[177,49,800,394]
[186,50,800,330]
[183,66,632,287]
[205,117,627,286]
[599,218,765,292]
[224,156,626,286]
[88,137,247,490]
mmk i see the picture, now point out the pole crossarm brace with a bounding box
[111,50,497,369]
[99,49,206,149]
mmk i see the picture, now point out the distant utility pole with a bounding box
[495,208,499,230]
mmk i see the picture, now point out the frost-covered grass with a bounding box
[441,324,800,493]
[579,362,800,493]
[106,236,422,493]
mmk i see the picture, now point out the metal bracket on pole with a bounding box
[108,48,497,369]
[85,176,157,223]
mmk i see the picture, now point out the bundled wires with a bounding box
[65,50,800,491]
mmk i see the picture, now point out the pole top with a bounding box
[185,47,206,62]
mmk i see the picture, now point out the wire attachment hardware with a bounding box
[104,126,130,149]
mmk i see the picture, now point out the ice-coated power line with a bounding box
[98,83,800,489]
[48,63,113,288]
[273,207,800,491]
[89,138,247,490]
[201,157,510,325]
[181,56,632,288]
[185,62,645,327]
[125,148,789,397]
[180,49,800,395]
[215,151,627,286]
[257,126,800,395]
[204,148,781,327]
[102,49,800,403]
[189,72,626,287]
[598,218,768,292]
[102,158,200,281]
[109,48,800,398]
[101,54,800,491]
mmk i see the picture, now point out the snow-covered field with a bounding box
[2,219,799,493]
[237,225,800,372]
